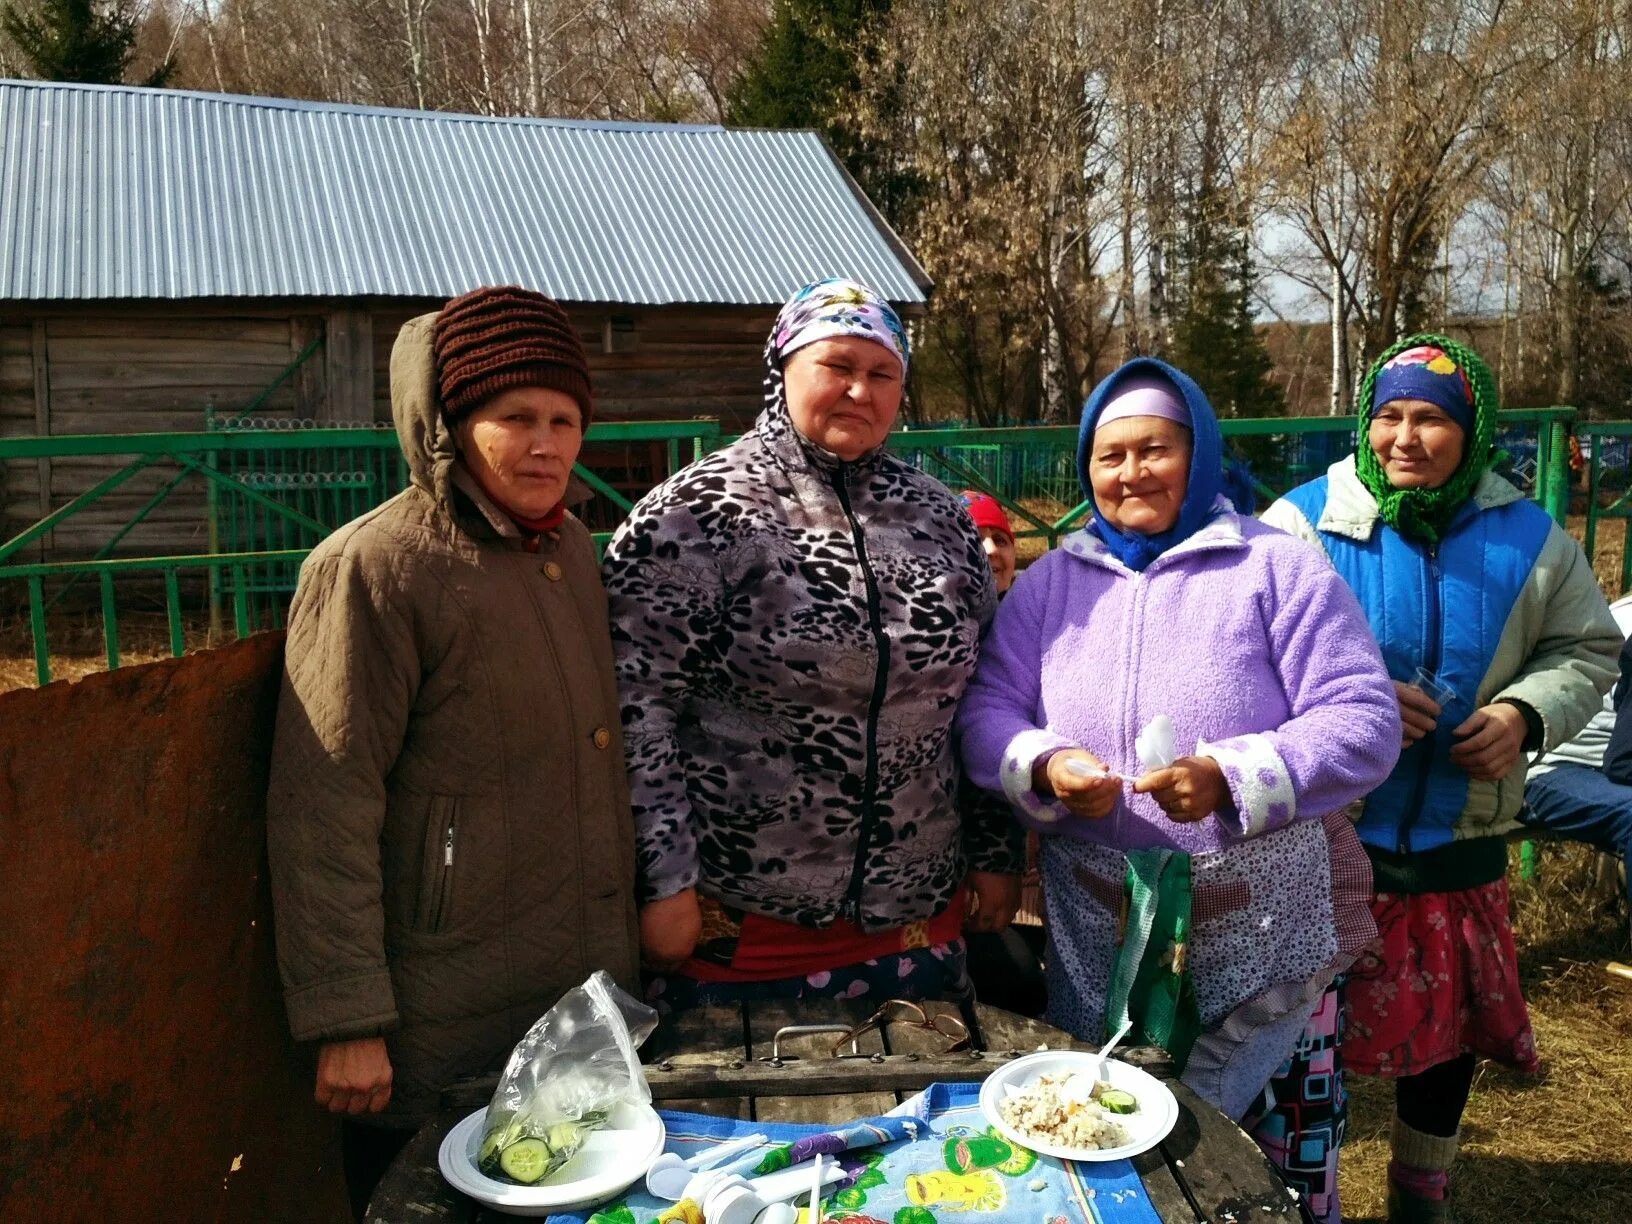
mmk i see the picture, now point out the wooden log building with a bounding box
[0,79,930,560]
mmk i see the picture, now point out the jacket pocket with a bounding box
[416,795,460,933]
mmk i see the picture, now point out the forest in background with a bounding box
[5,0,1632,425]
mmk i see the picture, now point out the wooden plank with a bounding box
[49,363,301,391]
[46,317,293,344]
[48,387,298,419]
[291,315,325,422]
[18,298,337,322]
[1158,1077,1299,1220]
[32,320,50,558]
[593,368,762,398]
[636,311,776,340]
[591,398,753,422]
[584,344,759,368]
[744,998,893,1123]
[1132,1144,1201,1223]
[45,337,296,366]
[974,1004,1096,1055]
[324,309,374,423]
[362,1111,476,1224]
[642,1002,751,1121]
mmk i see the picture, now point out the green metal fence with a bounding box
[1582,421,1632,597]
[895,407,1584,551]
[0,408,1617,687]
[0,421,721,684]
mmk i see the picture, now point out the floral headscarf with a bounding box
[1355,333,1499,543]
[771,277,910,377]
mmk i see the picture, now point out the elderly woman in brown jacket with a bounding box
[266,286,640,1214]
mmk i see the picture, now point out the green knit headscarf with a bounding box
[1354,332,1500,543]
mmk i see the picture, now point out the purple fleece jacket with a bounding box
[956,507,1401,849]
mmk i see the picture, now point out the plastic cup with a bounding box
[1411,667,1460,710]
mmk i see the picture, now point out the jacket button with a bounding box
[592,727,612,750]
[543,561,563,581]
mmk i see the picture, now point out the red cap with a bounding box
[960,490,1013,537]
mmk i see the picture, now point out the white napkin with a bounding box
[1135,714,1177,771]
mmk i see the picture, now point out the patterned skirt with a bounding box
[1343,879,1539,1078]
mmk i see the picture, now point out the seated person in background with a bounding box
[958,491,1046,1017]
[1521,591,1632,939]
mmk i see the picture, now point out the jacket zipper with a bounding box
[1399,541,1442,853]
[429,817,456,932]
[834,465,891,922]
[1115,571,1151,851]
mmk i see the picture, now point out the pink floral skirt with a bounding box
[1343,879,1539,1078]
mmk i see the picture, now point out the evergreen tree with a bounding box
[3,0,174,86]
[727,0,915,222]
[1168,184,1285,473]
[1168,188,1283,419]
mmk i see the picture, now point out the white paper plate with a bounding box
[979,1051,1179,1163]
[437,1100,666,1217]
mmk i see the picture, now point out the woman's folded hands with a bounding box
[1033,748,1235,823]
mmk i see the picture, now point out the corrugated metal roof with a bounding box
[0,80,930,306]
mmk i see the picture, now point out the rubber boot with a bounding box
[1386,1117,1458,1224]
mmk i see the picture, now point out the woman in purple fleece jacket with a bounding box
[956,358,1401,1224]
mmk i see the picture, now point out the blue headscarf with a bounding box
[1076,358,1226,572]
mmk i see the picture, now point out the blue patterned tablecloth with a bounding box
[555,1082,1163,1224]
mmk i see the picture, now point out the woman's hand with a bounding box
[1133,756,1235,823]
[965,871,1021,933]
[1394,681,1441,747]
[1034,749,1121,820]
[1449,703,1528,781]
[640,888,702,971]
[315,1036,393,1115]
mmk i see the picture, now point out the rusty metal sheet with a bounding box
[0,634,349,1221]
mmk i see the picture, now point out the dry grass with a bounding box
[1578,514,1627,602]
[0,611,224,692]
[1340,843,1632,1223]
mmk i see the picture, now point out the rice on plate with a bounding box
[997,1072,1132,1151]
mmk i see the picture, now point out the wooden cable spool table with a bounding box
[368,999,1299,1223]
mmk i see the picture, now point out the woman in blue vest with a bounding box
[1262,336,1619,1223]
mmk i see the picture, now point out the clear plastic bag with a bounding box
[476,970,658,1185]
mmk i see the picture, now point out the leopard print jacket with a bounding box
[603,378,1021,933]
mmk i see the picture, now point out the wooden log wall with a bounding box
[370,303,774,528]
[0,300,775,566]
[368,303,772,430]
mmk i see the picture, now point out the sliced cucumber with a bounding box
[498,1137,554,1184]
[1098,1088,1138,1115]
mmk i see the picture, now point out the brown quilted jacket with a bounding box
[266,313,639,1126]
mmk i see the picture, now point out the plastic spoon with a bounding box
[679,1162,846,1224]
[645,1132,768,1199]
[808,1154,824,1224]
[1063,757,1112,780]
[1091,1018,1134,1083]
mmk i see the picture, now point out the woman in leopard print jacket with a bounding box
[602,278,1022,1012]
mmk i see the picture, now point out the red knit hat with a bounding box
[432,285,593,423]
[960,490,1014,537]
